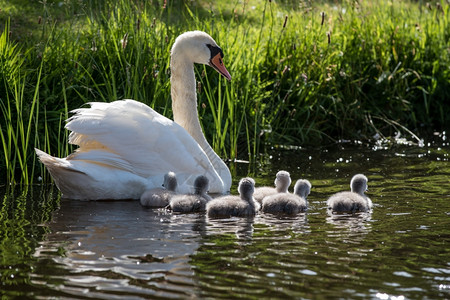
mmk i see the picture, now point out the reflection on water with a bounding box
[206,216,256,242]
[33,201,205,298]
[326,212,372,235]
[1,143,450,299]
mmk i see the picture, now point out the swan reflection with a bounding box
[33,200,206,297]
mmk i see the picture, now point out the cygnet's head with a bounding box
[350,174,368,195]
[275,170,291,191]
[171,31,231,80]
[294,179,312,199]
[163,172,177,192]
[238,177,255,199]
[194,175,209,195]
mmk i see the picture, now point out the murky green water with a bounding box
[1,140,449,299]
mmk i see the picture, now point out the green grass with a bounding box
[0,0,449,184]
[0,21,44,184]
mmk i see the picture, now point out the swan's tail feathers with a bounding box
[36,148,133,175]
[35,148,94,199]
[36,148,66,167]
[35,148,86,175]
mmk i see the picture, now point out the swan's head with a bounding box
[194,175,209,195]
[163,172,178,192]
[171,31,231,81]
[350,174,368,195]
[238,177,255,199]
[274,170,291,192]
[293,179,312,199]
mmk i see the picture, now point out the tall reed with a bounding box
[0,22,43,184]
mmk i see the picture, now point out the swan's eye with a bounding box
[207,44,224,59]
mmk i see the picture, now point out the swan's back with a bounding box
[327,192,370,213]
[66,100,214,181]
[207,177,259,218]
[262,193,307,215]
[327,174,372,213]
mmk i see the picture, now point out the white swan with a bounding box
[327,174,373,213]
[140,172,178,207]
[35,31,232,200]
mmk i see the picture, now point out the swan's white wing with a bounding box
[64,99,225,194]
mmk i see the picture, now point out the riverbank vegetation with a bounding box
[0,0,449,183]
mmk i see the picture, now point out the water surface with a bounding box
[1,141,449,299]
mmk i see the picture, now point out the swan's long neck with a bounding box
[171,58,202,143]
[170,56,212,152]
[170,53,228,181]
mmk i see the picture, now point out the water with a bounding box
[1,141,449,299]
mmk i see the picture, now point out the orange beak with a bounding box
[209,53,232,81]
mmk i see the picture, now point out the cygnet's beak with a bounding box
[209,53,232,81]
